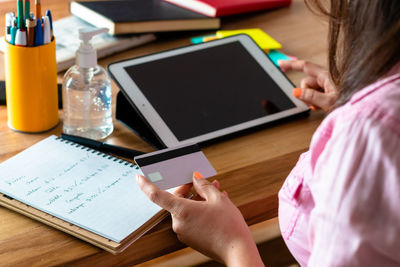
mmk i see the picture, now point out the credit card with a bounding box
[134,143,216,190]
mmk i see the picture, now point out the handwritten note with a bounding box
[0,136,163,242]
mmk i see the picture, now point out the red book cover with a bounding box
[163,0,292,17]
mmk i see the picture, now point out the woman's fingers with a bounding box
[279,60,333,91]
[279,59,338,111]
[300,76,320,91]
[212,180,220,190]
[174,183,193,198]
[136,175,185,215]
[192,172,221,201]
[293,88,336,111]
[278,60,326,77]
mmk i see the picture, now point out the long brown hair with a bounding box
[305,0,400,107]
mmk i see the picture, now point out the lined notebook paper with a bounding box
[0,136,163,242]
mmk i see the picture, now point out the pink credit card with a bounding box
[134,143,216,190]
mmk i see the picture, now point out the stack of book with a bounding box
[70,0,292,35]
[0,0,291,72]
[1,0,291,72]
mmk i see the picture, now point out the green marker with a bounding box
[25,0,30,23]
[17,0,24,28]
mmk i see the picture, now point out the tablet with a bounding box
[108,34,309,148]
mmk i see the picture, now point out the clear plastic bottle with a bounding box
[62,28,113,140]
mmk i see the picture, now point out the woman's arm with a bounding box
[307,116,400,266]
[136,172,264,267]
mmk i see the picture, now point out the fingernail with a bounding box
[193,171,204,180]
[292,88,302,98]
[136,175,144,183]
[310,105,317,110]
[212,179,220,189]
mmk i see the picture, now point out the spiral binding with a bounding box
[55,137,138,169]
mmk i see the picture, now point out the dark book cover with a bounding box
[74,0,214,22]
[70,0,220,34]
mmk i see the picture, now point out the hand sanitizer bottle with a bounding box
[62,28,113,140]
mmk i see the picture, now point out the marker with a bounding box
[15,29,27,47]
[202,36,219,42]
[45,10,53,38]
[61,134,145,158]
[17,0,24,28]
[24,0,30,23]
[10,18,18,45]
[35,0,41,23]
[5,13,12,43]
[34,17,43,46]
[26,18,36,46]
[191,35,215,44]
[42,15,50,44]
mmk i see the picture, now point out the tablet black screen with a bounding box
[124,41,295,141]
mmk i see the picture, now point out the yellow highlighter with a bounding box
[216,28,282,50]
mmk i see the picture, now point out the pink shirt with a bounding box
[278,69,400,266]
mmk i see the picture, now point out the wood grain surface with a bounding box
[0,0,328,265]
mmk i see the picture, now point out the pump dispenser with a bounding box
[62,27,113,140]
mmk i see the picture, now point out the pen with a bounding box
[45,9,52,38]
[17,0,24,28]
[24,0,30,23]
[15,28,27,47]
[26,18,35,46]
[5,13,12,43]
[42,15,50,44]
[60,134,146,158]
[34,18,43,46]
[10,18,18,45]
[35,0,41,23]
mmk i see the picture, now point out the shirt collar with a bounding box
[350,63,400,104]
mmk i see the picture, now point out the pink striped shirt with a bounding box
[278,68,400,266]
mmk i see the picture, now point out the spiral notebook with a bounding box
[0,135,169,254]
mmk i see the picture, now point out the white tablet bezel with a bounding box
[109,34,309,147]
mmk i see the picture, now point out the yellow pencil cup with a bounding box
[4,39,59,133]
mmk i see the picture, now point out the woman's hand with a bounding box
[278,60,338,111]
[136,172,264,267]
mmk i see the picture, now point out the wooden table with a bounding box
[0,0,327,265]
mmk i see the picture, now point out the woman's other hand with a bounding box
[279,60,338,111]
[136,172,264,267]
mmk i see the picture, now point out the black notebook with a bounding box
[70,0,220,35]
